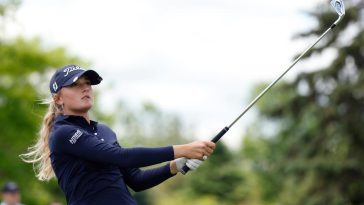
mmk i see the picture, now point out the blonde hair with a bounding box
[20,98,63,181]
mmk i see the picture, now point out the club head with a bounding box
[330,0,345,16]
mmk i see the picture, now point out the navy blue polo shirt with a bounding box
[49,115,175,205]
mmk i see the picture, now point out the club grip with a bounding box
[181,164,190,175]
[180,126,230,175]
[211,126,229,143]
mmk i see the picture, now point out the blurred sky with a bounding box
[7,0,332,149]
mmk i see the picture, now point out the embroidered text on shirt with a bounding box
[69,130,83,144]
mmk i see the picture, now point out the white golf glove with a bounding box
[175,158,203,175]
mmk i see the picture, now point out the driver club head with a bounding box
[330,0,345,16]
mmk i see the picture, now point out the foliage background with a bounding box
[0,0,363,204]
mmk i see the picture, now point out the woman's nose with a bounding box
[82,84,91,92]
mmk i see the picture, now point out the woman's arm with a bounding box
[121,164,174,192]
[50,126,215,168]
[50,127,174,168]
[122,158,204,191]
[173,141,215,160]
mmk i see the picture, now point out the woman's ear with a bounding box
[53,93,63,106]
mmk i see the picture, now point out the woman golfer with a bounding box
[22,65,215,205]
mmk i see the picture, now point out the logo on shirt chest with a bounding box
[69,130,83,144]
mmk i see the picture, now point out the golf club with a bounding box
[182,0,346,174]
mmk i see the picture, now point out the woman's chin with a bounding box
[79,104,93,112]
[84,104,93,111]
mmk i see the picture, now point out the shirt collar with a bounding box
[55,115,98,129]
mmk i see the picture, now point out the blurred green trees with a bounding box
[1,0,364,204]
[0,1,243,204]
[1,1,84,204]
[243,1,364,204]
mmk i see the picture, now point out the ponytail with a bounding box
[20,99,63,181]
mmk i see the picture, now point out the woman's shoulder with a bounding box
[52,123,77,134]
[97,122,112,131]
[49,123,83,143]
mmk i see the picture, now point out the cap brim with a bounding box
[82,70,103,85]
[63,70,103,87]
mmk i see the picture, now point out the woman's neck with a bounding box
[63,110,90,124]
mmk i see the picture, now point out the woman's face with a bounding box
[56,76,93,115]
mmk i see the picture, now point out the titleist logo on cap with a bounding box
[63,66,85,77]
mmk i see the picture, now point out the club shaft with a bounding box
[228,21,339,129]
[181,14,344,175]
